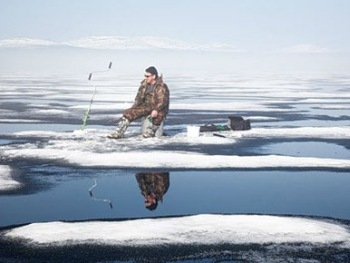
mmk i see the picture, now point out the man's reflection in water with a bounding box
[135,172,170,211]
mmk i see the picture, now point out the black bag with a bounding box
[199,124,230,132]
[228,115,251,130]
[199,116,251,132]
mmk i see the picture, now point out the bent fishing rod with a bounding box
[81,62,112,130]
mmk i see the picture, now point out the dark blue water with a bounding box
[1,168,350,228]
[262,141,350,159]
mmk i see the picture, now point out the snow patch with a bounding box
[0,165,21,191]
[5,214,350,246]
[1,127,350,169]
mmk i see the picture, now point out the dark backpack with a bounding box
[228,115,251,130]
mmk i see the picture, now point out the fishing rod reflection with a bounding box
[88,178,113,209]
[136,171,170,211]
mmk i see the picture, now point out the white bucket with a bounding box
[187,126,200,138]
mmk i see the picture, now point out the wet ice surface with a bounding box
[0,74,350,262]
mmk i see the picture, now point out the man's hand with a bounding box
[151,110,158,118]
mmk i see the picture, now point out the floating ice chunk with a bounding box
[5,214,350,247]
[0,165,21,191]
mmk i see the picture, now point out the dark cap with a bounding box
[145,66,158,77]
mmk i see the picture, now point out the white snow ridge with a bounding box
[5,214,350,247]
[2,127,350,170]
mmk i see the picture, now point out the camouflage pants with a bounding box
[123,105,166,126]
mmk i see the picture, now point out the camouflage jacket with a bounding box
[134,76,170,116]
[136,172,170,202]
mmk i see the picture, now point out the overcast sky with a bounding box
[1,0,350,75]
[1,0,350,53]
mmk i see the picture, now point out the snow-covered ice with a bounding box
[4,214,350,247]
[0,165,21,191]
[1,74,350,191]
[0,73,350,262]
[1,126,350,169]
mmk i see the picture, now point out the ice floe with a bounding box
[1,126,350,169]
[4,214,350,247]
[0,165,21,191]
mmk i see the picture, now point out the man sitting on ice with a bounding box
[108,66,170,139]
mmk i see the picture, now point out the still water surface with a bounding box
[1,168,350,227]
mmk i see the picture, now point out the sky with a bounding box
[1,0,350,52]
[1,0,350,75]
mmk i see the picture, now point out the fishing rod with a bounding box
[81,62,113,130]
